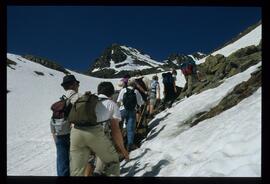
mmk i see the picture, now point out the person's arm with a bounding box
[52,133,56,144]
[156,83,160,100]
[50,120,56,143]
[116,89,124,107]
[173,80,177,93]
[110,119,129,161]
[135,89,144,106]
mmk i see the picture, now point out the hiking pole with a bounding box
[136,104,146,129]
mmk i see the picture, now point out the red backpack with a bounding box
[51,94,75,119]
[180,60,195,75]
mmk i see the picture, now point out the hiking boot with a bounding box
[93,172,106,177]
[149,114,154,119]
[127,144,138,152]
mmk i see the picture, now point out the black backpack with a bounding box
[163,72,174,88]
[123,88,137,111]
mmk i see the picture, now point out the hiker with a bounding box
[171,68,183,99]
[69,81,127,176]
[92,82,129,176]
[121,74,130,88]
[149,75,160,119]
[180,59,199,97]
[117,78,144,152]
[84,81,127,176]
[162,71,177,108]
[134,74,149,102]
[50,74,82,176]
[134,73,150,129]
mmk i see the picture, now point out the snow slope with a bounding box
[120,63,261,177]
[7,24,261,176]
[197,24,261,64]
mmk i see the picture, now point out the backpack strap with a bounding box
[65,92,77,105]
[98,97,108,101]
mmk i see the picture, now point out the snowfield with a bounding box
[7,23,261,176]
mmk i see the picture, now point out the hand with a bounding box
[122,149,130,161]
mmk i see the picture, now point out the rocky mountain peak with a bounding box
[86,44,165,78]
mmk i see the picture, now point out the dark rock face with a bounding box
[86,43,166,78]
[89,44,127,71]
[7,58,17,66]
[23,55,70,74]
[164,52,206,69]
[34,71,45,76]
[87,44,206,78]
[7,58,17,70]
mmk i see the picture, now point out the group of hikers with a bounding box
[50,59,203,176]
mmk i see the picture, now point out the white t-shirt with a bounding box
[117,87,144,111]
[95,94,122,122]
[65,89,82,104]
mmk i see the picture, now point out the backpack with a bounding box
[50,94,75,135]
[162,72,176,98]
[180,60,196,75]
[123,88,137,111]
[68,94,107,127]
[162,72,174,87]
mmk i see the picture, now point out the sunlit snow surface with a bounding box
[7,24,261,176]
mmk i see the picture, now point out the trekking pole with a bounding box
[136,104,146,129]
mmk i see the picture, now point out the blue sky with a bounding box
[7,6,261,72]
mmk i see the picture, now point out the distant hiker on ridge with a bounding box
[162,71,177,108]
[149,75,160,119]
[180,59,204,97]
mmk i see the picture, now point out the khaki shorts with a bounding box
[70,126,120,176]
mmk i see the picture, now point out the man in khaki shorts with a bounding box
[69,82,128,176]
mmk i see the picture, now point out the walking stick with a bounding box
[136,104,146,129]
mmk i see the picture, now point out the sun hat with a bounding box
[61,75,80,86]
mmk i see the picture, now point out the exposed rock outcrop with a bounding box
[177,42,261,99]
[23,55,70,74]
